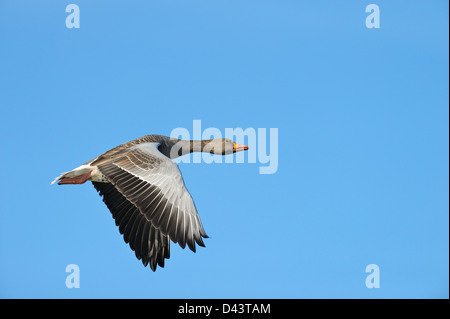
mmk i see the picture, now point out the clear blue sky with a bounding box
[0,0,448,298]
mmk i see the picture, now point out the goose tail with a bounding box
[51,172,68,185]
[51,164,95,185]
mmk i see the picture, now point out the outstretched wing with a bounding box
[92,181,170,271]
[95,142,208,253]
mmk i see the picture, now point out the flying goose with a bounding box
[52,135,248,271]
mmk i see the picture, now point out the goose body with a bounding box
[52,134,248,271]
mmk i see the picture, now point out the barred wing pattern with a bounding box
[94,142,208,270]
[92,181,170,271]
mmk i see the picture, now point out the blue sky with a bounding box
[0,0,448,298]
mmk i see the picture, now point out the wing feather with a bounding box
[91,141,207,272]
[92,181,170,271]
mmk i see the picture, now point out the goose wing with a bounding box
[92,181,170,271]
[94,142,208,255]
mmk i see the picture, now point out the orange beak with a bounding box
[233,142,249,152]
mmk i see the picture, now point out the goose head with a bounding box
[204,138,249,155]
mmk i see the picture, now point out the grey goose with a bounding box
[52,135,249,271]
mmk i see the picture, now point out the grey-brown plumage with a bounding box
[92,181,171,271]
[52,134,248,271]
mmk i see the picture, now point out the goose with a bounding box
[52,135,249,271]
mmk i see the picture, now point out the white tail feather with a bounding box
[51,164,94,185]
